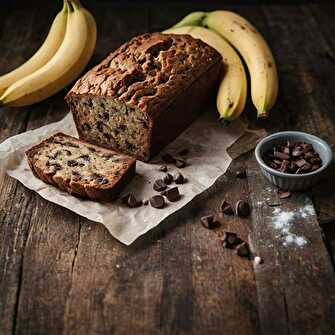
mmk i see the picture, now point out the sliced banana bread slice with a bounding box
[26,132,136,201]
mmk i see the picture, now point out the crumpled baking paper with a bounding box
[0,111,252,245]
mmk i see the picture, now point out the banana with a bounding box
[0,0,68,96]
[203,11,278,118]
[0,0,96,107]
[165,26,247,121]
[170,12,206,29]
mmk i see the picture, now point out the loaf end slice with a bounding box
[26,133,136,201]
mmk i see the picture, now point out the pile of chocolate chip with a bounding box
[200,193,252,259]
[122,150,188,209]
[264,141,322,174]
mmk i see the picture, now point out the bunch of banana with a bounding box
[0,0,96,107]
[164,26,247,121]
[167,10,278,120]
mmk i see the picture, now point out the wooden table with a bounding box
[1,2,335,334]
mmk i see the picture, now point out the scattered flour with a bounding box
[271,204,314,247]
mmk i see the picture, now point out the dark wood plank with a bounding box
[247,157,335,335]
[260,4,335,225]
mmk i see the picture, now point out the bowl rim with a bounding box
[255,131,333,178]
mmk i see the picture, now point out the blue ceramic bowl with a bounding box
[255,131,332,191]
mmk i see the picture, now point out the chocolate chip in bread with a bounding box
[26,133,136,201]
[66,32,222,161]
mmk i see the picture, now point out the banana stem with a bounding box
[70,0,82,10]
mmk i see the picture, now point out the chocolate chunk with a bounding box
[235,200,251,217]
[279,160,289,173]
[174,172,185,184]
[278,190,291,199]
[221,232,242,248]
[292,149,303,157]
[264,141,322,175]
[88,147,96,152]
[236,170,247,179]
[163,173,173,185]
[97,121,104,132]
[149,195,165,209]
[200,214,219,229]
[159,165,168,172]
[143,199,149,206]
[122,193,141,208]
[49,162,62,171]
[220,200,234,215]
[161,153,176,163]
[178,149,189,156]
[254,256,263,265]
[274,151,290,160]
[153,179,167,192]
[79,155,90,161]
[165,187,180,202]
[236,242,250,257]
[96,176,109,185]
[175,159,186,168]
[295,159,306,168]
[127,193,141,207]
[102,112,109,120]
[67,160,78,167]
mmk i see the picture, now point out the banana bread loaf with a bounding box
[66,32,222,161]
[26,133,136,201]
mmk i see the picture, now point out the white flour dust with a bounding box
[271,203,315,247]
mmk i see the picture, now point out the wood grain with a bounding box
[247,158,335,335]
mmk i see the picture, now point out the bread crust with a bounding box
[26,133,136,201]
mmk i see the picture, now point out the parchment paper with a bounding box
[0,111,253,245]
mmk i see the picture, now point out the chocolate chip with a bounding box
[174,172,185,184]
[97,121,103,132]
[254,256,263,265]
[102,112,109,120]
[162,153,176,163]
[127,193,141,207]
[236,242,250,258]
[88,147,96,152]
[65,142,79,148]
[149,195,165,209]
[96,176,109,185]
[200,214,219,229]
[67,160,78,167]
[221,232,242,248]
[278,190,291,199]
[165,187,180,202]
[163,173,173,185]
[143,199,149,206]
[220,200,234,215]
[50,162,62,171]
[175,159,186,168]
[153,179,167,192]
[159,165,168,172]
[236,170,247,179]
[122,193,141,207]
[235,200,251,217]
[178,149,189,156]
[64,149,72,156]
[79,155,90,161]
